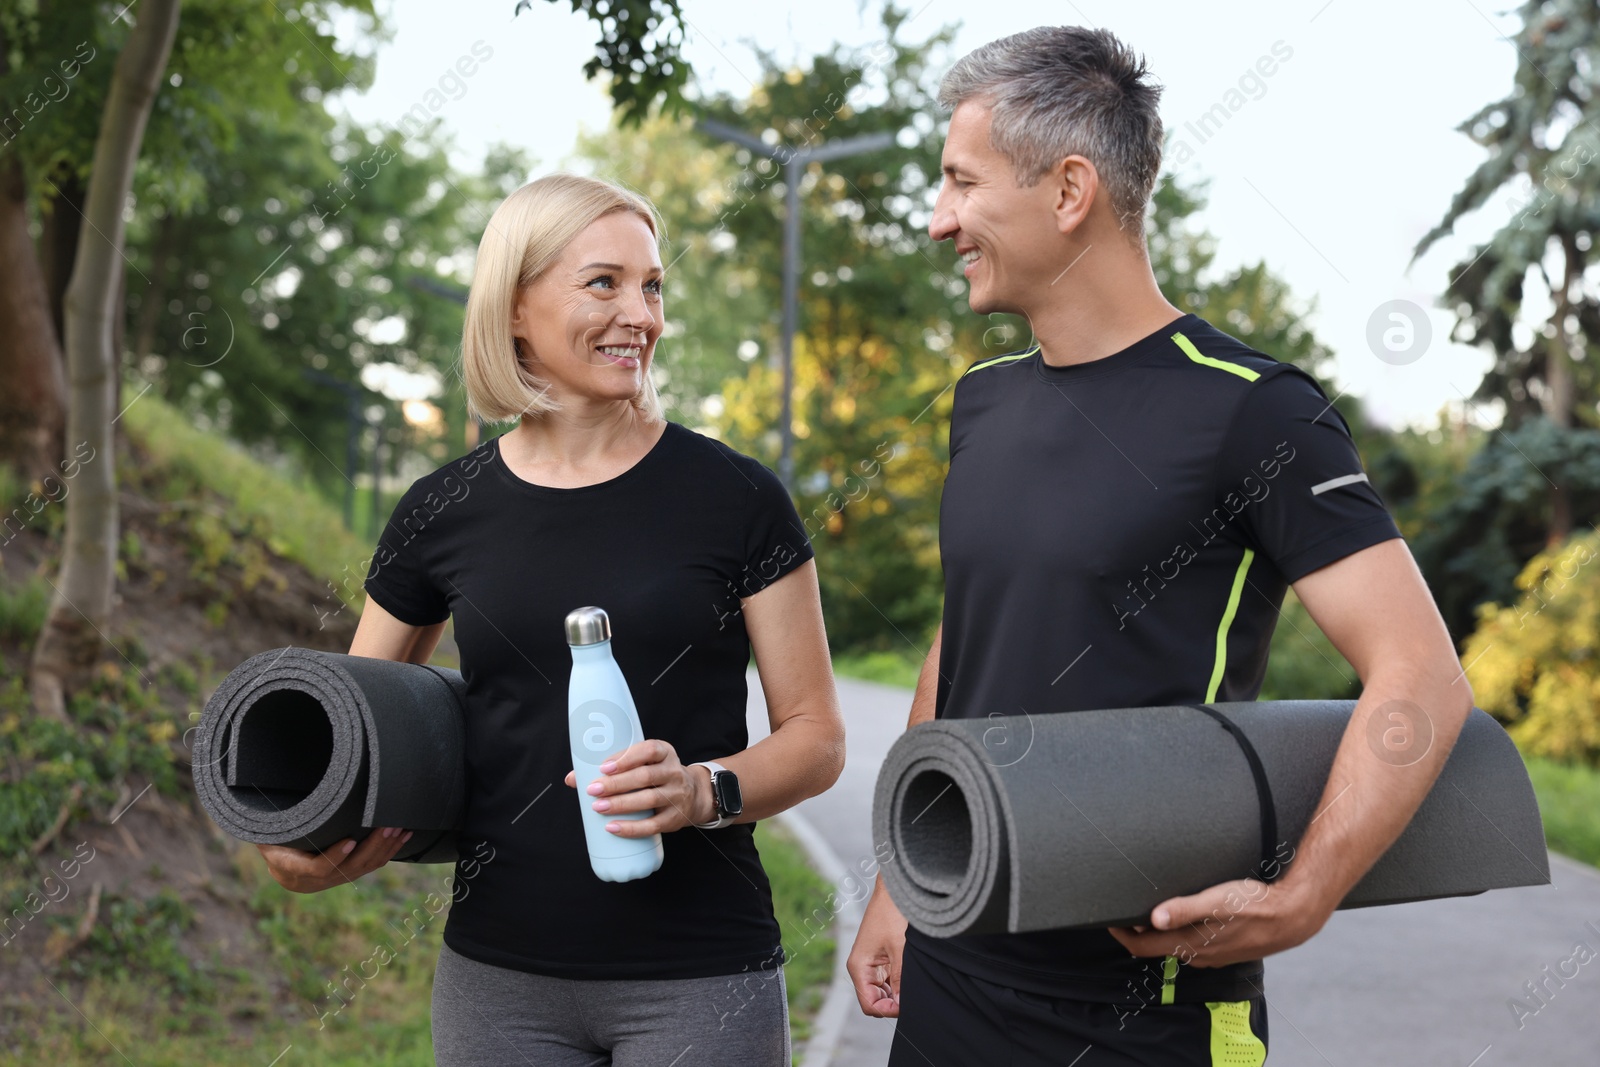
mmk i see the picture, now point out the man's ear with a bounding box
[1052,155,1098,237]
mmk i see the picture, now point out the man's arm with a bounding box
[1110,538,1473,966]
[847,624,942,1017]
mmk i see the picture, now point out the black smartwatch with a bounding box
[692,761,743,829]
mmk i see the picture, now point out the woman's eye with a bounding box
[645,278,663,295]
[586,275,614,289]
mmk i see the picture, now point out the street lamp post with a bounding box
[694,117,895,490]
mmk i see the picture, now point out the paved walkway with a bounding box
[748,672,1600,1066]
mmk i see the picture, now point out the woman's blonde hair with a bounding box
[462,173,666,423]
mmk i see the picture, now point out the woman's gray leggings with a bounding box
[430,941,790,1066]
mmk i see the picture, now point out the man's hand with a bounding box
[562,738,713,834]
[847,880,909,1017]
[1108,873,1333,968]
[255,827,412,894]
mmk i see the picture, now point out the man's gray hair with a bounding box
[939,27,1164,234]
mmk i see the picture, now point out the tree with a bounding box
[29,0,180,720]
[579,6,1368,657]
[512,0,690,125]
[1412,0,1600,545]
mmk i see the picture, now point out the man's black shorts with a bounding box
[889,938,1268,1066]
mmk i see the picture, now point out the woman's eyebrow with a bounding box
[578,261,625,271]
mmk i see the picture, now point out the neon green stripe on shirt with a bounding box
[1173,332,1260,382]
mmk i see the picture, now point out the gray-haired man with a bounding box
[846,25,1470,1066]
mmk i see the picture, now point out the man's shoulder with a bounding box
[1163,315,1284,385]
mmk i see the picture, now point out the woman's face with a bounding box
[511,210,664,410]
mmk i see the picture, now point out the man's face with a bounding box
[929,101,1063,316]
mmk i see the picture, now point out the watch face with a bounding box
[714,770,743,816]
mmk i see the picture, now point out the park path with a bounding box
[747,672,1600,1066]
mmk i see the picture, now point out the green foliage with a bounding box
[514,0,690,126]
[832,648,922,690]
[752,819,834,1051]
[50,890,217,1002]
[1412,420,1600,640]
[1464,530,1600,764]
[121,390,373,609]
[0,574,50,643]
[1258,589,1360,702]
[1524,753,1600,868]
[1413,0,1600,431]
[0,661,180,860]
[579,7,1363,662]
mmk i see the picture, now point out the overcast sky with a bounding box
[331,0,1537,431]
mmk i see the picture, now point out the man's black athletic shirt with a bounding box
[911,312,1403,1005]
[363,420,812,980]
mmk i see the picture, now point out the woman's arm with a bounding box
[255,596,445,891]
[570,559,847,834]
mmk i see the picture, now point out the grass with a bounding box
[1525,754,1600,869]
[120,388,375,610]
[755,818,837,1058]
[832,648,921,690]
[3,396,840,1062]
[5,822,835,1065]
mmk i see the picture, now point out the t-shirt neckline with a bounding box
[490,420,677,496]
[1032,312,1199,384]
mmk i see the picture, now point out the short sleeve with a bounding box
[363,478,451,626]
[736,461,815,597]
[1214,367,1402,583]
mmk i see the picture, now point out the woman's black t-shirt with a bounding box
[362,420,814,979]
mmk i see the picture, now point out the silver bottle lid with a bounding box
[565,606,611,646]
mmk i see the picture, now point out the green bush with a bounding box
[0,576,50,644]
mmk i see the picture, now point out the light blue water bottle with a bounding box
[566,606,664,882]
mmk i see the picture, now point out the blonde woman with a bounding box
[255,174,845,1065]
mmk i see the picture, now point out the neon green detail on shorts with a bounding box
[1160,954,1179,1005]
[1206,548,1254,702]
[964,345,1040,376]
[1206,1000,1266,1066]
[1172,332,1260,382]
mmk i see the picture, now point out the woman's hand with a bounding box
[255,827,412,893]
[562,739,714,835]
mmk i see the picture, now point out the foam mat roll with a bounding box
[873,702,1549,937]
[193,647,468,864]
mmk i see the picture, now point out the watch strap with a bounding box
[691,760,734,829]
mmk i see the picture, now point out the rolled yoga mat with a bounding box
[193,647,468,864]
[873,701,1549,938]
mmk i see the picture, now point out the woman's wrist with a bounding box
[688,762,718,825]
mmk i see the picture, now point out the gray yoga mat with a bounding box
[873,701,1550,938]
[193,647,468,864]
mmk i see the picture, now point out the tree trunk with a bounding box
[0,24,67,481]
[0,152,67,482]
[30,0,181,721]
[1545,236,1581,546]
[41,168,85,350]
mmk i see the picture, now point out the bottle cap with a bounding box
[565,606,611,646]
